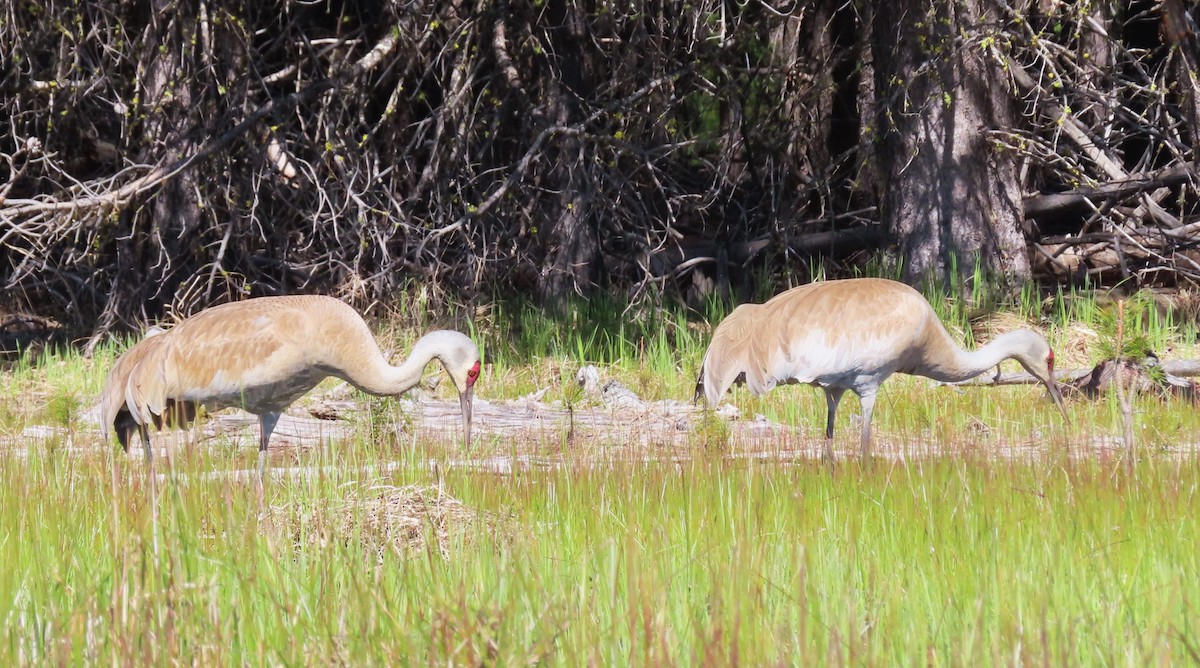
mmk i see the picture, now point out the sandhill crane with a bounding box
[695,278,1066,461]
[99,295,481,478]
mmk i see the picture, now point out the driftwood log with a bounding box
[952,357,1199,401]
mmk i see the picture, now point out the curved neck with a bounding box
[925,331,1025,383]
[344,341,441,396]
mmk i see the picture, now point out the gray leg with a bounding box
[141,423,160,556]
[257,412,281,484]
[140,426,153,465]
[857,390,877,459]
[823,388,846,465]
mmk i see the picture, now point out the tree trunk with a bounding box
[135,0,204,311]
[536,0,599,304]
[769,3,826,181]
[872,0,1030,288]
[1162,0,1200,152]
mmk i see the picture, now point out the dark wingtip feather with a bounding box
[114,412,135,452]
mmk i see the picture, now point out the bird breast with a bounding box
[765,329,909,393]
[182,366,329,414]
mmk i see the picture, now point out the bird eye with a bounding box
[468,368,478,378]
[1046,350,1055,370]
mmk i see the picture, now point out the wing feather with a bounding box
[153,301,313,407]
[99,331,170,439]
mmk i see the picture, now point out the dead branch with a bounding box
[0,31,398,224]
[1023,163,1197,220]
[998,46,1186,230]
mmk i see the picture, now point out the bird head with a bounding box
[1008,330,1067,417]
[422,330,482,448]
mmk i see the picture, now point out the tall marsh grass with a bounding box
[0,450,1197,664]
[2,279,1199,663]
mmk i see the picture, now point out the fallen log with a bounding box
[0,312,65,356]
[945,358,1199,400]
[1023,163,1196,221]
[1069,359,1196,400]
[652,222,883,272]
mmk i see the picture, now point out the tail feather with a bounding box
[99,328,172,444]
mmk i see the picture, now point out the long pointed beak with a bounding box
[1046,376,1068,420]
[459,386,474,449]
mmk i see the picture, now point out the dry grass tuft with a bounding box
[969,310,1035,340]
[969,311,1101,368]
[1057,322,1102,367]
[270,484,513,561]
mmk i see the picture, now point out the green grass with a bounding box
[1,280,1199,664]
[0,450,1197,664]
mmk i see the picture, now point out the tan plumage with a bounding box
[100,295,481,476]
[695,278,1066,460]
[99,327,196,453]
